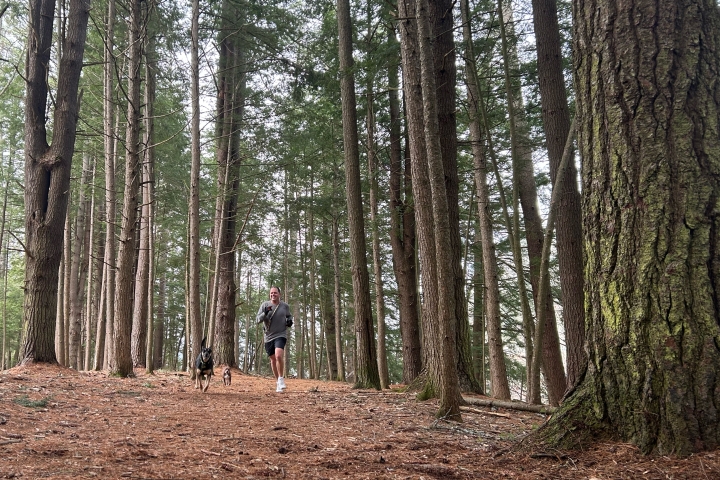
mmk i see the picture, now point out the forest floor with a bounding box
[1,365,718,479]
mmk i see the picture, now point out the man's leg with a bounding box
[275,348,284,378]
[269,354,279,379]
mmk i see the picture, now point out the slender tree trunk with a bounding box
[320,224,339,379]
[153,267,166,370]
[143,30,156,374]
[68,151,92,369]
[111,0,143,377]
[306,212,316,377]
[332,215,345,381]
[57,216,70,366]
[461,0,509,399]
[188,0,203,378]
[0,174,8,369]
[430,0,479,395]
[471,227,485,391]
[497,0,566,404]
[531,0,585,392]
[84,170,99,370]
[387,27,421,385]
[102,0,117,371]
[415,0,462,418]
[367,85,390,389]
[337,0,380,390]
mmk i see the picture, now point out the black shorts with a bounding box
[265,337,287,357]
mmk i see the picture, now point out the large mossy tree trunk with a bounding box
[533,0,720,455]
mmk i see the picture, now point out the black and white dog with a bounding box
[195,337,214,392]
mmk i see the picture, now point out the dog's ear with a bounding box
[201,337,207,348]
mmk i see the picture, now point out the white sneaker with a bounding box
[276,383,283,393]
[278,377,286,390]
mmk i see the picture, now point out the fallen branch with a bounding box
[200,449,221,456]
[460,406,510,418]
[463,396,556,414]
[0,439,22,446]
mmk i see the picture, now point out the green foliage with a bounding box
[13,395,50,409]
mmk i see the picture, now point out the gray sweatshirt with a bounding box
[256,301,291,343]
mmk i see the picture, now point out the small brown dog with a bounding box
[222,366,231,386]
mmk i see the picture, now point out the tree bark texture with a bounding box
[535,0,720,455]
[431,0,480,395]
[188,0,203,378]
[337,0,380,390]
[102,0,117,371]
[213,10,245,367]
[416,0,462,419]
[69,151,91,369]
[398,0,443,400]
[111,0,143,377]
[21,0,90,365]
[387,28,421,384]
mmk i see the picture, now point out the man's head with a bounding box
[270,286,281,303]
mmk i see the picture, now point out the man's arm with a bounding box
[257,302,269,324]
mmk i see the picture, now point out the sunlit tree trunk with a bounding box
[58,216,70,365]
